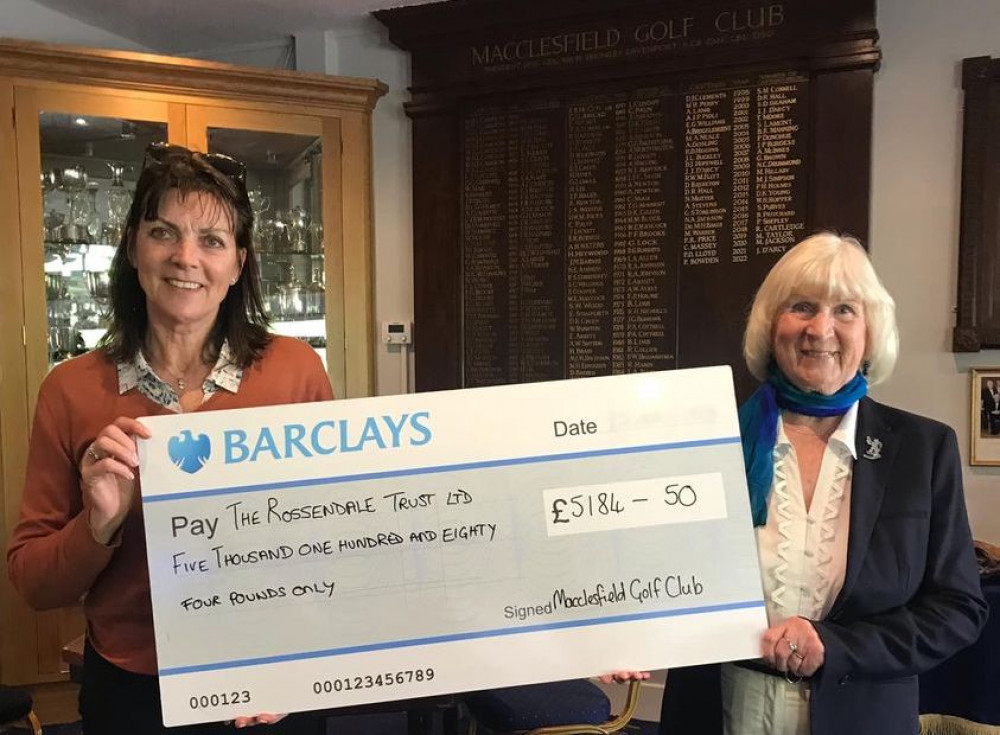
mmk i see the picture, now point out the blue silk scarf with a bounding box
[738,364,867,526]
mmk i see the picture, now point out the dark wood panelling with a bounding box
[954,56,1000,351]
[377,0,879,394]
[412,109,463,390]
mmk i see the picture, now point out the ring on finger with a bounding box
[792,651,805,662]
[87,446,102,462]
[784,638,798,653]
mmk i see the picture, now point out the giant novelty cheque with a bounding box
[139,366,766,726]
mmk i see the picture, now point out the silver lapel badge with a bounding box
[863,436,883,460]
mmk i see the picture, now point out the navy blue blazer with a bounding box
[659,397,988,735]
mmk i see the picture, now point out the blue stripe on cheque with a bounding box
[159,598,763,676]
[144,435,741,503]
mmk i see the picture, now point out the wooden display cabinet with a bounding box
[0,38,385,687]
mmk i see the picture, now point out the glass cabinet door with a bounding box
[39,112,168,364]
[15,88,178,412]
[208,128,327,358]
[11,88,176,678]
[187,107,346,396]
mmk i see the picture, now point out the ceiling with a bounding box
[31,0,442,54]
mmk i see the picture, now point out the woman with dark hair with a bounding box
[8,144,332,734]
[659,232,987,735]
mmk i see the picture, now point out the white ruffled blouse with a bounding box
[721,403,858,735]
[760,403,858,624]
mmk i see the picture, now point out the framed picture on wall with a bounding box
[972,367,1000,465]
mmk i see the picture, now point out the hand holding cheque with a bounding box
[138,367,766,726]
[81,417,150,545]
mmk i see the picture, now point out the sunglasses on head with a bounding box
[143,142,247,185]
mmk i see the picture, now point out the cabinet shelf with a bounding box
[270,318,326,337]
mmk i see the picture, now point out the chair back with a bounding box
[0,685,43,735]
[919,714,1000,735]
[465,678,641,735]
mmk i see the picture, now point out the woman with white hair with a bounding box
[659,232,986,735]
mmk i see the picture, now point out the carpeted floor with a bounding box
[10,717,659,734]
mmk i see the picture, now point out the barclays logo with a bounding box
[163,412,434,473]
[168,430,212,474]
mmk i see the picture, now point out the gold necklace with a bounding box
[160,364,200,393]
[145,346,202,394]
[172,368,205,393]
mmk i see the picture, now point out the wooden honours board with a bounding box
[460,72,808,387]
[376,0,878,399]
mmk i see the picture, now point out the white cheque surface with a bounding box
[139,367,766,726]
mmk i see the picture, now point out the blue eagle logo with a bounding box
[167,430,211,474]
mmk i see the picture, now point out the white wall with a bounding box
[181,38,295,69]
[872,0,1000,542]
[295,21,414,397]
[1,0,148,50]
